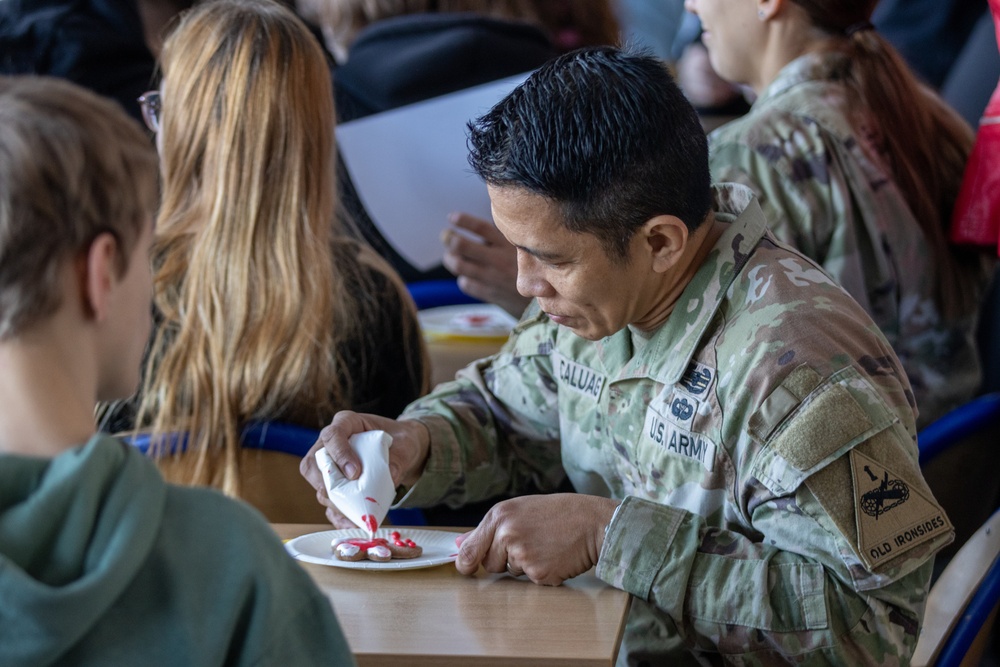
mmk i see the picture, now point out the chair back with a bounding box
[918,392,1000,561]
[912,509,1000,667]
[126,422,327,524]
[126,422,426,526]
[918,393,1000,467]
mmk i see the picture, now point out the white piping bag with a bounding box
[315,430,395,537]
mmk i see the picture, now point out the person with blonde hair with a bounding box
[102,0,428,518]
[0,74,352,666]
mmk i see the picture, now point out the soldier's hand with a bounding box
[455,494,620,586]
[300,411,431,525]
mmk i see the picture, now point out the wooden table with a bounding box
[274,524,632,667]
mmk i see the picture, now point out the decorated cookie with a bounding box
[332,531,423,562]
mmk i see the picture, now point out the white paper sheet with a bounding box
[336,74,530,271]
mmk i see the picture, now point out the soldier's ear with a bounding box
[641,215,688,273]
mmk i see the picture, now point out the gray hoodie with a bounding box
[0,435,353,666]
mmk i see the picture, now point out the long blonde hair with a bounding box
[137,0,413,496]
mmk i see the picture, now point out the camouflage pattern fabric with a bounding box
[398,185,953,665]
[709,52,993,428]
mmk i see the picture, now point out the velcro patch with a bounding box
[850,449,952,570]
[748,364,822,443]
[552,351,605,400]
[771,379,873,472]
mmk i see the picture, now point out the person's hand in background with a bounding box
[442,212,530,318]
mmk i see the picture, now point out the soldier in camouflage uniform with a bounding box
[303,48,953,665]
[692,0,996,428]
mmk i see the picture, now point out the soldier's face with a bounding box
[489,185,656,341]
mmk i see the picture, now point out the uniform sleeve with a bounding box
[597,366,951,664]
[396,309,566,509]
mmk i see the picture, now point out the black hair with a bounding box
[467,46,712,261]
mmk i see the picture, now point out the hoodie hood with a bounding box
[333,12,556,122]
[0,435,165,665]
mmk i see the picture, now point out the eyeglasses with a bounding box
[137,90,162,133]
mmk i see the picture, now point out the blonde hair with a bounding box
[0,76,157,339]
[137,0,423,496]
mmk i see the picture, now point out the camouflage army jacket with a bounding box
[400,185,953,665]
[709,52,992,428]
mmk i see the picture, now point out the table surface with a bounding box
[425,337,506,387]
[274,523,632,667]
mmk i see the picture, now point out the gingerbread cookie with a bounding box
[332,531,423,562]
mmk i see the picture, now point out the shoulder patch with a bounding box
[805,428,954,579]
[850,449,952,570]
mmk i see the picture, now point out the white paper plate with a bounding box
[285,528,464,570]
[419,304,517,342]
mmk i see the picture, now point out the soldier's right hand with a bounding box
[300,411,431,523]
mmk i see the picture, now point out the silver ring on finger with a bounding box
[506,561,523,577]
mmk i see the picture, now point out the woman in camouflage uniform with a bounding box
[689,0,997,427]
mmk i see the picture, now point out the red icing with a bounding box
[340,538,389,550]
[364,496,378,504]
[389,531,419,548]
[466,314,490,326]
[338,531,421,558]
[361,514,378,534]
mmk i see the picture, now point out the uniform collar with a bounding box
[757,51,849,104]
[596,184,768,384]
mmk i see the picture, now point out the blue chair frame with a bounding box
[125,421,426,526]
[918,392,1000,467]
[407,279,480,310]
[935,549,1000,667]
[125,421,320,457]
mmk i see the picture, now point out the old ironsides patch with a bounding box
[850,449,952,569]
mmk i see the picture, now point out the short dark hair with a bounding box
[468,46,712,262]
